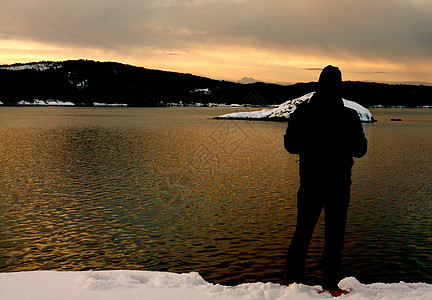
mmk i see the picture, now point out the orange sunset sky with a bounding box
[1,0,431,85]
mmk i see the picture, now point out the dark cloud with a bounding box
[355,71,388,74]
[1,0,432,66]
[166,52,184,56]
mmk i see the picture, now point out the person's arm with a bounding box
[351,113,368,158]
[284,108,305,154]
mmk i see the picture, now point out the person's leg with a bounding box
[321,186,351,290]
[286,186,323,284]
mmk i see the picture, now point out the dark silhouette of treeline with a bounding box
[0,60,431,107]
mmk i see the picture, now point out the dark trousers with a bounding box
[286,183,350,289]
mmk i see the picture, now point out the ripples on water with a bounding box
[0,107,431,286]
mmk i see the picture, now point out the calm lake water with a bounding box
[1,106,431,286]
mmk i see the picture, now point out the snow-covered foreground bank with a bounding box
[1,271,431,300]
[217,92,374,123]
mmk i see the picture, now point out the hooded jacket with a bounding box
[284,91,367,186]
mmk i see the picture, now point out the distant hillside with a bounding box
[0,60,431,107]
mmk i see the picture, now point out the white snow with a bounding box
[193,88,211,94]
[0,101,3,105]
[75,79,88,89]
[218,107,274,119]
[0,62,62,71]
[93,102,128,107]
[342,99,374,123]
[16,99,75,106]
[217,92,374,122]
[0,271,431,300]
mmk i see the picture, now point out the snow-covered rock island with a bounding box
[1,270,431,299]
[216,92,375,123]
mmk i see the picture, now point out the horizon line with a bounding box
[1,59,431,87]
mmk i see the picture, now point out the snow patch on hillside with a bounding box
[217,92,374,122]
[0,62,62,71]
[17,99,75,106]
[94,103,128,107]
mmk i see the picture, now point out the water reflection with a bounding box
[0,107,432,285]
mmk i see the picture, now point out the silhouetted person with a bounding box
[284,66,367,293]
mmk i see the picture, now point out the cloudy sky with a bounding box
[1,0,431,84]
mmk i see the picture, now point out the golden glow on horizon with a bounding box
[1,38,431,85]
[1,0,431,85]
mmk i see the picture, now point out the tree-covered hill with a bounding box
[0,60,431,107]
